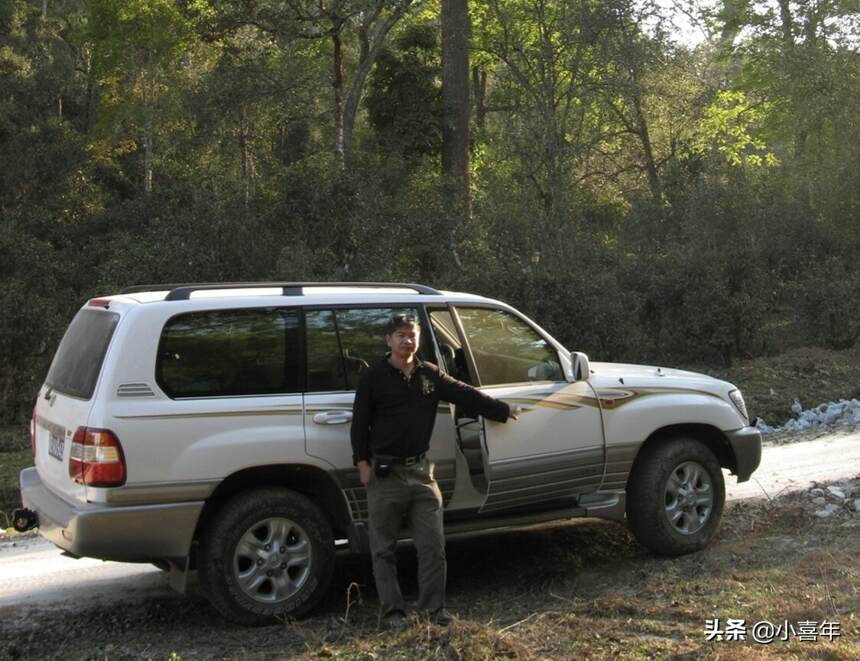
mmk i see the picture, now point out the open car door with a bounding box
[429,306,605,514]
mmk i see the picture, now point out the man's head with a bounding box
[385,314,421,361]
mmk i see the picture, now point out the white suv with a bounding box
[17,282,761,624]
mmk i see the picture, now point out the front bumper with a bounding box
[725,426,762,482]
[20,467,203,562]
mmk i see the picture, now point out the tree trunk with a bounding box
[441,0,471,266]
[342,1,413,161]
[143,111,153,194]
[631,92,661,203]
[776,0,794,46]
[83,47,94,135]
[332,26,345,162]
[472,66,487,130]
[239,106,252,207]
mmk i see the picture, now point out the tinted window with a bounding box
[46,309,120,399]
[305,310,344,391]
[428,308,472,383]
[456,307,563,386]
[157,308,300,398]
[305,307,423,392]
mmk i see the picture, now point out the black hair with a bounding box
[385,313,420,336]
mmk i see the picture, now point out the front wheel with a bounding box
[626,437,725,556]
[199,488,335,625]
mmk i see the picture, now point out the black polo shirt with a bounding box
[351,356,511,464]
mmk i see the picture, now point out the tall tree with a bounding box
[474,0,609,214]
[594,2,668,203]
[441,0,472,258]
[86,0,197,193]
[211,1,416,162]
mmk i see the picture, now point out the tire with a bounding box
[626,437,725,556]
[198,488,335,625]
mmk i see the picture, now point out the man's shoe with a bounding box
[383,611,407,631]
[431,608,454,626]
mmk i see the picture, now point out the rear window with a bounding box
[46,308,120,399]
[157,308,300,398]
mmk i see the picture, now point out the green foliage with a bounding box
[694,90,778,167]
[366,21,442,160]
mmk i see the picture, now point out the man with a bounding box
[351,314,519,629]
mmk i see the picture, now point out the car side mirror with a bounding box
[571,352,590,381]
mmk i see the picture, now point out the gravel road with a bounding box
[2,430,858,625]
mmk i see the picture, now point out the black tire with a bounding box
[198,488,335,625]
[626,437,725,556]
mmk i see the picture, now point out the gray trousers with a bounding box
[366,459,446,617]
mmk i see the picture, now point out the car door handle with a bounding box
[312,411,353,425]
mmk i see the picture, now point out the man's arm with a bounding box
[351,371,374,484]
[432,366,513,422]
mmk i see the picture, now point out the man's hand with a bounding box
[509,404,522,420]
[357,460,372,486]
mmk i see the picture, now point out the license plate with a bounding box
[48,433,65,461]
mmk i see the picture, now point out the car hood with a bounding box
[588,361,736,397]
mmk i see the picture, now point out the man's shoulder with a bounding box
[418,360,448,381]
[357,357,389,385]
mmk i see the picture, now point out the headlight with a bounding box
[728,389,748,421]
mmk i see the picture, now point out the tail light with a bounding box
[69,427,127,487]
[30,407,37,458]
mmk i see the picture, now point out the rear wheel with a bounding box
[199,488,335,625]
[626,437,725,556]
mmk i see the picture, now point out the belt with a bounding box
[399,452,427,467]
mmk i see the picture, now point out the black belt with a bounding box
[397,452,427,467]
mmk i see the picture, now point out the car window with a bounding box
[455,307,563,386]
[305,310,345,391]
[157,308,300,398]
[428,308,473,384]
[46,308,120,399]
[304,307,425,392]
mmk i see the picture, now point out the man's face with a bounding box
[386,322,420,360]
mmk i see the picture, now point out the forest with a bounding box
[1,0,858,423]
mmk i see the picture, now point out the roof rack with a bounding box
[120,282,443,301]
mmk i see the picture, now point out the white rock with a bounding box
[812,496,826,505]
[827,487,846,499]
[823,405,841,426]
[810,488,825,496]
[771,398,860,433]
[756,418,775,434]
[854,499,860,512]
[815,505,839,518]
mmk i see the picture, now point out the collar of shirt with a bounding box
[384,353,425,380]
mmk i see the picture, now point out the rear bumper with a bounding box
[725,426,762,482]
[20,467,203,562]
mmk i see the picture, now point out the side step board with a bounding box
[345,491,627,553]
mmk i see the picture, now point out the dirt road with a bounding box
[1,430,857,659]
[725,428,860,500]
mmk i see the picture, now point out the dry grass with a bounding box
[696,344,860,426]
[2,491,858,660]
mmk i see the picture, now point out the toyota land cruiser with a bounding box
[16,282,761,624]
